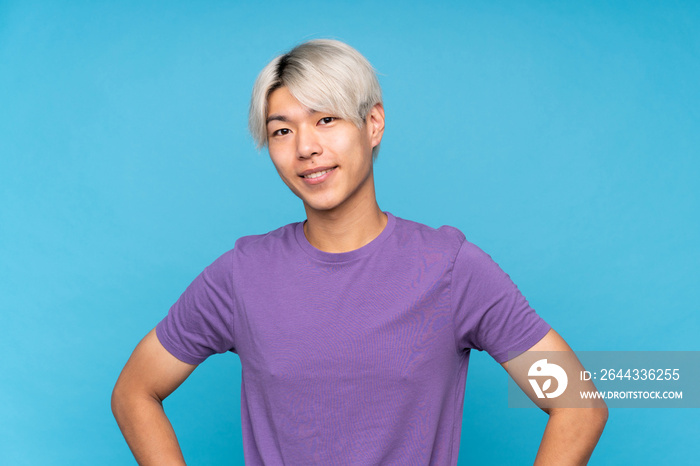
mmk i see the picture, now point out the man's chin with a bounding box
[302,198,344,216]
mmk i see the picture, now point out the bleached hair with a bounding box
[249,39,383,159]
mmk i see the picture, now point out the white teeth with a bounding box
[304,168,333,179]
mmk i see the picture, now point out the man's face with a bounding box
[266,86,384,215]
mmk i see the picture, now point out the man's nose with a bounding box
[296,127,323,159]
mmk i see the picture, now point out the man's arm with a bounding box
[111,328,197,465]
[502,329,608,465]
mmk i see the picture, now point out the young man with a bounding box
[112,39,607,465]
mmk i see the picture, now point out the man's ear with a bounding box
[367,103,385,149]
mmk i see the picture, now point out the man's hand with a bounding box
[111,328,197,465]
[502,329,608,465]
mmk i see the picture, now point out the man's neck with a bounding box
[303,196,387,254]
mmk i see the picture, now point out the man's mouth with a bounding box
[300,167,337,179]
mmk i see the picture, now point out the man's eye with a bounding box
[272,128,291,136]
[318,117,336,125]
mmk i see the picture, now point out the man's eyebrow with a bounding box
[266,114,288,124]
[266,108,320,125]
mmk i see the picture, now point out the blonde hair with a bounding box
[249,39,383,159]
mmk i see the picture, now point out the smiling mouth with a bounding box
[301,167,337,179]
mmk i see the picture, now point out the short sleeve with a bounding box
[156,250,236,365]
[451,240,550,363]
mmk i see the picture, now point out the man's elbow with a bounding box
[548,401,609,435]
[590,401,609,431]
[584,396,609,427]
[580,402,608,446]
[111,378,153,423]
[111,380,130,423]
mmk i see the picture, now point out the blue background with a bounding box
[1,1,698,464]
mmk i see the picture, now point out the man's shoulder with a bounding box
[392,214,466,251]
[231,222,300,258]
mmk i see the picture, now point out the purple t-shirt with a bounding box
[156,212,550,465]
